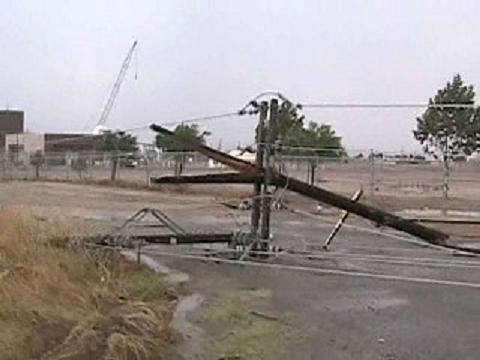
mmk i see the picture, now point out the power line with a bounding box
[82,243,480,289]
[131,247,480,289]
[183,248,480,270]
[300,103,477,109]
[159,111,243,127]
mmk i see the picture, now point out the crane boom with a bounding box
[96,40,138,130]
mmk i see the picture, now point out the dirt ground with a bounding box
[5,159,480,212]
[1,181,480,359]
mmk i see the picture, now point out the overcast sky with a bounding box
[1,0,480,152]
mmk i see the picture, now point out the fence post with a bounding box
[65,153,70,181]
[145,159,151,186]
[309,159,316,185]
[110,152,118,182]
[369,149,375,196]
[136,240,143,265]
[442,154,449,200]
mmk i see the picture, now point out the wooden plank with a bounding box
[150,172,260,184]
[323,189,363,250]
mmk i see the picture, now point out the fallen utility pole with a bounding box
[150,124,259,174]
[323,189,363,250]
[149,123,449,245]
[97,232,233,245]
[151,172,260,184]
[273,174,448,245]
[406,218,480,225]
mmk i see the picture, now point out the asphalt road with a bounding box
[151,212,480,360]
[1,181,478,359]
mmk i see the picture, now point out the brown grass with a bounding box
[0,209,176,359]
[23,176,251,200]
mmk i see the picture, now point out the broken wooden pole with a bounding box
[150,124,258,174]
[150,172,260,184]
[149,123,449,245]
[273,174,448,245]
[260,99,279,247]
[251,101,268,235]
[323,189,363,250]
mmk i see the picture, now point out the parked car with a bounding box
[118,154,145,168]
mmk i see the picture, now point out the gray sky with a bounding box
[1,0,480,152]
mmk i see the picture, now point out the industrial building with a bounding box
[4,133,44,163]
[5,132,102,154]
[44,133,102,154]
[0,110,24,148]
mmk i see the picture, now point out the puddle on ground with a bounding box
[172,293,206,359]
[399,209,480,218]
[122,251,205,358]
[314,289,409,313]
[121,251,190,283]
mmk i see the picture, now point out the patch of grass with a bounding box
[122,266,177,302]
[0,307,9,321]
[202,289,302,360]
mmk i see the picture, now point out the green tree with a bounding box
[30,150,44,179]
[156,124,210,151]
[413,74,480,199]
[277,102,344,158]
[281,122,344,157]
[98,131,138,153]
[413,74,480,158]
[274,101,344,185]
[156,124,210,175]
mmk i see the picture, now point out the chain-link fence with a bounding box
[277,153,480,211]
[1,150,479,210]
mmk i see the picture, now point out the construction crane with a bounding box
[93,40,138,134]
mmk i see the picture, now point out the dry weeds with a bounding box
[0,209,176,360]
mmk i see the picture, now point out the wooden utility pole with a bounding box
[260,99,279,248]
[250,101,268,235]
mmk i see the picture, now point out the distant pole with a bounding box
[260,99,279,250]
[442,138,450,201]
[111,152,118,182]
[369,149,375,196]
[16,133,19,165]
[250,101,268,235]
[310,160,316,185]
